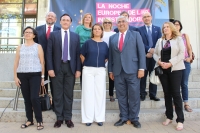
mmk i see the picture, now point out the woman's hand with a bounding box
[185,57,191,63]
[161,62,172,69]
[41,78,44,86]
[14,77,21,87]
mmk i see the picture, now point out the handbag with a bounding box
[39,86,52,111]
[154,40,164,76]
[150,70,160,85]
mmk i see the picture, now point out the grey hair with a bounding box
[116,15,128,23]
[46,12,57,18]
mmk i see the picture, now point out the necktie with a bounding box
[63,31,68,62]
[119,33,124,52]
[147,26,153,48]
[46,26,51,39]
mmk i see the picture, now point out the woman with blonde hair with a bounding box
[102,18,116,102]
[153,22,185,131]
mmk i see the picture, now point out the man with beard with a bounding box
[35,12,60,108]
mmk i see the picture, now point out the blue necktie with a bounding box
[147,26,153,48]
[63,31,68,62]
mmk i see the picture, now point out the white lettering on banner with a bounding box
[97,10,121,16]
[97,3,105,9]
[108,4,130,9]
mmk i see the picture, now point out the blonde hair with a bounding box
[102,18,113,30]
[162,22,179,39]
[82,13,93,28]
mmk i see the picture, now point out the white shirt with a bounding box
[102,31,116,47]
[46,24,54,33]
[118,30,127,48]
[61,28,71,60]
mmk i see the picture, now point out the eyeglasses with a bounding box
[24,32,33,34]
[103,22,112,24]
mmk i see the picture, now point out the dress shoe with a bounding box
[114,119,126,126]
[54,120,63,128]
[97,122,103,126]
[140,95,146,101]
[131,121,141,128]
[86,123,92,126]
[150,96,160,101]
[65,120,74,128]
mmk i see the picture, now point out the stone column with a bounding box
[37,0,49,26]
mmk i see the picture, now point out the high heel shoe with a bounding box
[162,119,172,126]
[176,122,183,131]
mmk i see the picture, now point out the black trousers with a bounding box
[108,75,114,96]
[140,57,157,97]
[51,62,75,120]
[159,68,184,123]
[17,72,42,123]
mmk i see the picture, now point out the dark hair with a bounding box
[91,23,104,38]
[23,26,37,39]
[60,13,72,22]
[172,20,183,31]
[120,11,129,18]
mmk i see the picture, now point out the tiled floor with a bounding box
[0,121,200,133]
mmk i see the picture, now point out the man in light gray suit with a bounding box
[108,16,146,128]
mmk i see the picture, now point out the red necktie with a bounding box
[119,33,124,51]
[46,26,51,39]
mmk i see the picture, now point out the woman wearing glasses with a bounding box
[173,20,193,112]
[14,26,44,130]
[102,18,116,102]
[153,22,185,131]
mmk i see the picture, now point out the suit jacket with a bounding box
[35,25,60,57]
[108,30,146,76]
[114,25,137,33]
[137,25,161,53]
[153,37,185,71]
[46,30,81,75]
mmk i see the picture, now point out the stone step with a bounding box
[1,81,200,90]
[0,108,200,122]
[1,88,200,99]
[0,97,199,110]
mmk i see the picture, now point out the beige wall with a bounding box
[37,0,49,26]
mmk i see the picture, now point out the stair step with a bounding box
[0,97,199,109]
[0,108,200,122]
[1,88,200,99]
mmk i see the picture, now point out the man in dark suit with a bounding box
[109,16,146,128]
[137,12,161,101]
[114,11,137,33]
[46,13,81,128]
[35,12,60,95]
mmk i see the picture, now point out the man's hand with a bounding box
[48,70,55,77]
[109,73,114,80]
[138,70,144,78]
[146,53,153,58]
[75,71,81,78]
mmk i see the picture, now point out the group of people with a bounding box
[13,10,193,131]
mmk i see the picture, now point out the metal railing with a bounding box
[0,37,24,53]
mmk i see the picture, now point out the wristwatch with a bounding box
[41,75,45,78]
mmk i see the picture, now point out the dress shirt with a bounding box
[145,24,153,52]
[61,28,71,60]
[46,24,54,32]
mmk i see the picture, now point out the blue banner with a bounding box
[50,0,169,31]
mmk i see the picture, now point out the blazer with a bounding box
[153,37,185,72]
[46,30,81,75]
[35,24,60,57]
[108,30,146,76]
[137,25,161,53]
[114,25,137,33]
